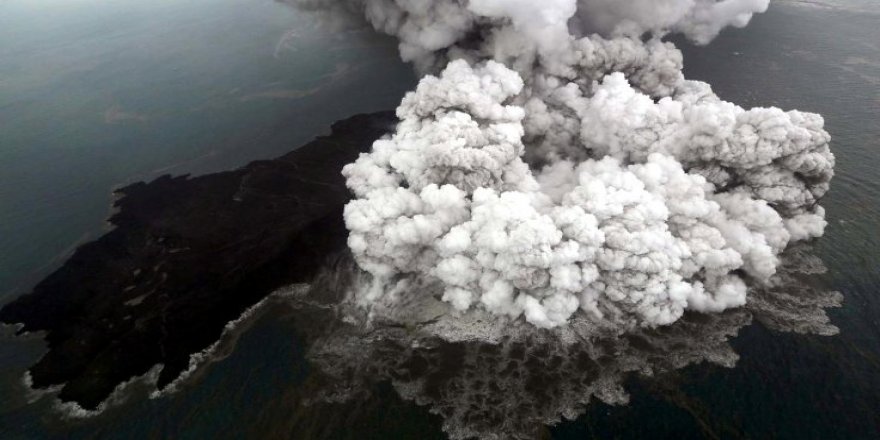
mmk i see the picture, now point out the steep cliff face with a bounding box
[0,111,396,410]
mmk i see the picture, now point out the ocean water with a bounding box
[0,0,416,299]
[2,0,880,439]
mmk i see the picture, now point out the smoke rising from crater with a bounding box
[288,0,834,329]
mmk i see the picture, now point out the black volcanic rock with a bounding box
[0,111,397,410]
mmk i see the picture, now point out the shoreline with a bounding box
[0,111,397,410]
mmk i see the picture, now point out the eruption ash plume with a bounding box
[288,0,834,330]
[287,244,840,440]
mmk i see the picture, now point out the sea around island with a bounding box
[1,0,879,438]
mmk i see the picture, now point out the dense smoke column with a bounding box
[288,0,835,329]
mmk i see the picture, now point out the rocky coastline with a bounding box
[0,111,396,410]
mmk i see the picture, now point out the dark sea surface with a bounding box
[2,0,879,439]
[0,0,416,298]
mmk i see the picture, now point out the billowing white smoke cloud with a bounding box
[574,0,770,44]
[293,0,834,329]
